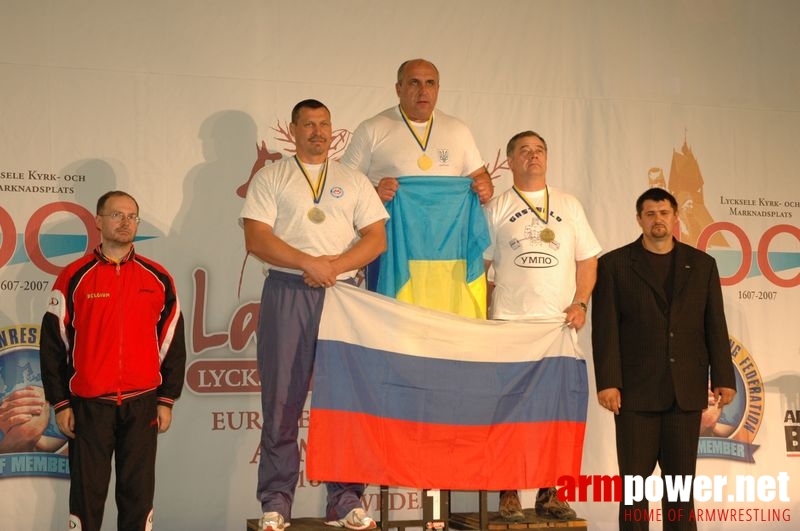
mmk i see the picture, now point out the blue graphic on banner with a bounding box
[698,437,760,463]
[709,249,800,279]
[0,452,70,478]
[0,326,70,479]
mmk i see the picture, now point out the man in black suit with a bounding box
[591,187,736,531]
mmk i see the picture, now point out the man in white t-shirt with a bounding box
[340,58,493,308]
[340,58,493,203]
[240,99,388,531]
[483,131,601,522]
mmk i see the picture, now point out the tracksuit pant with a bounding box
[68,392,158,531]
[256,270,365,521]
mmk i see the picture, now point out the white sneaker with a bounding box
[260,511,290,531]
[325,508,377,530]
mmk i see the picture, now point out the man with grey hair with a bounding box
[484,130,600,522]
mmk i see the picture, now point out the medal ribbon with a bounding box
[512,185,549,224]
[398,105,434,153]
[294,156,328,205]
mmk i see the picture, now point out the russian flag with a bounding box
[306,283,588,490]
[376,176,490,319]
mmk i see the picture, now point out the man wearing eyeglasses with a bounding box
[39,190,186,531]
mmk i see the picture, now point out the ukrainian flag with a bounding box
[376,176,489,319]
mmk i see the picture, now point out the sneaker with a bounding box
[498,490,525,522]
[260,511,290,531]
[535,487,577,520]
[325,508,377,530]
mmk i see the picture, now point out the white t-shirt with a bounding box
[239,157,388,278]
[483,186,601,319]
[340,106,485,184]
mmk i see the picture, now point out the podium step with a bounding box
[246,517,424,531]
[247,517,331,531]
[247,512,589,531]
[449,509,588,530]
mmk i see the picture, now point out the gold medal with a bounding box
[417,154,433,171]
[399,105,435,173]
[307,207,326,224]
[540,227,555,243]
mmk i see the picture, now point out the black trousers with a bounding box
[615,403,701,531]
[68,392,158,531]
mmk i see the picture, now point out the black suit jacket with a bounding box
[591,236,736,412]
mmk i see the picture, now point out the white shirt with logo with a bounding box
[240,158,388,279]
[483,186,601,319]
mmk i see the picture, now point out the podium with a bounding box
[247,488,588,531]
[444,490,588,531]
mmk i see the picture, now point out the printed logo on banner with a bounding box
[648,139,799,287]
[0,324,69,479]
[0,161,160,275]
[0,201,154,274]
[191,118,358,398]
[698,337,763,462]
[785,407,800,456]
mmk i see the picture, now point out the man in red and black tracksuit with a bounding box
[40,190,186,531]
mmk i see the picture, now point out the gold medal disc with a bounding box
[540,227,556,243]
[307,207,326,224]
[417,154,433,171]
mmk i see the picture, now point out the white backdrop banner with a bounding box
[1,1,798,530]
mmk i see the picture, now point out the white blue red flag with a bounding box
[306,283,588,490]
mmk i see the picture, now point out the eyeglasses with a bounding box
[100,211,140,223]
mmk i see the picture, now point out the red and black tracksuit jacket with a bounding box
[40,245,186,409]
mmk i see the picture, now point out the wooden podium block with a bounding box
[449,509,588,530]
[246,517,432,531]
[246,488,588,531]
[247,517,331,531]
[247,512,589,531]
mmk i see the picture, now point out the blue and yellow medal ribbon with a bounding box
[398,105,434,170]
[294,155,328,205]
